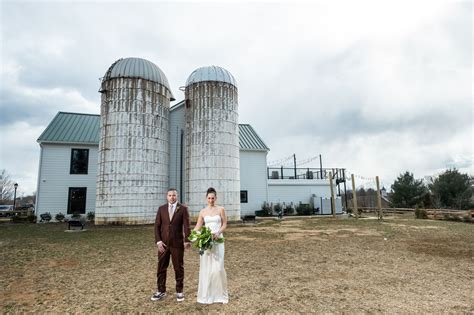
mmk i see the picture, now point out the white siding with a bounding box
[169,104,186,199]
[36,143,98,219]
[239,150,268,216]
[268,179,336,207]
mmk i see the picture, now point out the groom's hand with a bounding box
[184,242,191,250]
[157,242,167,254]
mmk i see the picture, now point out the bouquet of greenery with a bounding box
[188,226,225,255]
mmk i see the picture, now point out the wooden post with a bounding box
[351,174,358,219]
[293,154,297,179]
[329,171,336,218]
[319,154,323,179]
[376,176,383,220]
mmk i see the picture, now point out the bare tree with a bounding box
[0,169,14,203]
[19,193,36,205]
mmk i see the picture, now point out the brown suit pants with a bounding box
[157,246,184,293]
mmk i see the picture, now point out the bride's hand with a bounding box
[212,233,219,240]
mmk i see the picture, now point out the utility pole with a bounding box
[319,154,323,179]
[343,169,348,210]
[329,172,336,218]
[337,169,341,196]
[351,174,358,219]
[293,154,297,179]
[376,176,383,220]
[13,183,18,210]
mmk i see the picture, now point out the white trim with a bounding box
[37,141,99,145]
[35,144,44,216]
[268,179,331,186]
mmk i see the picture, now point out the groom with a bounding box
[151,188,191,302]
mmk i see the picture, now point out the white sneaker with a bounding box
[151,292,166,301]
[176,292,185,302]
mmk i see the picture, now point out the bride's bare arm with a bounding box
[218,207,227,234]
[194,211,204,231]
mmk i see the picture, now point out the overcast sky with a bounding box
[0,0,472,196]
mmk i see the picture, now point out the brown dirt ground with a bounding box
[0,214,472,313]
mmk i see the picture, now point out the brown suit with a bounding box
[154,202,191,293]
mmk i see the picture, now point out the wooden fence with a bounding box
[348,207,473,218]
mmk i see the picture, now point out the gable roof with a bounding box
[37,112,269,151]
[37,112,100,144]
[238,124,270,151]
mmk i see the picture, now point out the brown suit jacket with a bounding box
[154,203,191,249]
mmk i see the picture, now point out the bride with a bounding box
[193,187,229,304]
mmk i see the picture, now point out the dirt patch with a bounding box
[386,223,443,230]
[229,236,256,241]
[46,259,80,268]
[0,216,472,313]
[406,237,473,259]
[286,232,328,241]
[284,228,382,241]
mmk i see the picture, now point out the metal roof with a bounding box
[103,57,174,99]
[37,112,100,144]
[238,124,269,151]
[170,100,185,112]
[185,65,237,87]
[38,112,269,152]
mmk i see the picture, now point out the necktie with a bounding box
[169,204,174,220]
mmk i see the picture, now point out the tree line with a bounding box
[346,169,473,210]
[390,169,473,210]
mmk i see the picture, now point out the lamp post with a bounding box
[13,183,18,210]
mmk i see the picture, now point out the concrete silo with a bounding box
[184,66,240,220]
[96,57,174,224]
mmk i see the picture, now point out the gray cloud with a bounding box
[0,1,472,194]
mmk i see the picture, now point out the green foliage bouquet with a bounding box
[188,226,224,255]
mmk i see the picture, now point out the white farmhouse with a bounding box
[36,109,273,220]
[36,110,344,221]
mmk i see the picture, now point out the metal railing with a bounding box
[267,167,346,181]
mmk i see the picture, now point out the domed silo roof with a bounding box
[185,65,237,87]
[103,57,174,100]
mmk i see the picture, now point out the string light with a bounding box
[296,155,321,167]
[269,154,324,167]
[267,154,295,167]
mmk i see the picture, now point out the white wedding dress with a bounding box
[197,215,229,304]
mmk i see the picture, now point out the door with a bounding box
[67,187,87,214]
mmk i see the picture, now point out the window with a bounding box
[70,149,89,174]
[240,190,248,203]
[67,187,87,214]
